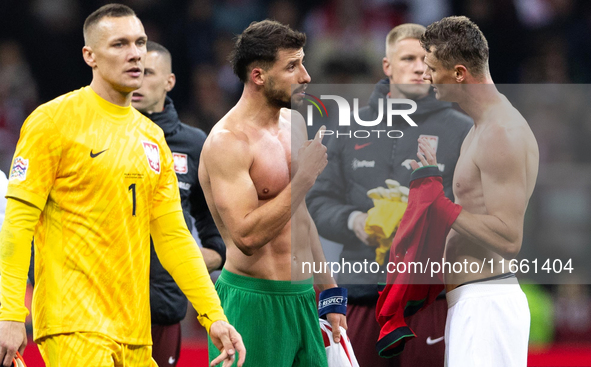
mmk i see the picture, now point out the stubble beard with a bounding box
[264,77,292,109]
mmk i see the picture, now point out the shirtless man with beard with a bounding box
[199,20,347,367]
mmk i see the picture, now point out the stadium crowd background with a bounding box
[1,0,591,364]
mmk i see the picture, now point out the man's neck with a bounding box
[235,85,283,128]
[90,79,132,107]
[457,79,502,125]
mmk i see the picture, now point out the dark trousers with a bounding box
[347,297,447,367]
[151,322,182,366]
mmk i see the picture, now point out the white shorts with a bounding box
[445,275,530,367]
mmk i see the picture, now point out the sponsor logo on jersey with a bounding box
[90,148,109,158]
[354,142,372,150]
[172,153,188,174]
[10,157,28,181]
[352,159,375,170]
[142,141,160,174]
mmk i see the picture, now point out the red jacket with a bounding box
[375,166,461,358]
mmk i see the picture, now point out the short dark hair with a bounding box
[420,16,489,76]
[230,20,306,83]
[147,40,172,70]
[83,4,136,45]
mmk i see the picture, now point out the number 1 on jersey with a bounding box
[128,183,137,216]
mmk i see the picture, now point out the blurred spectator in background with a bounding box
[554,284,591,344]
[0,40,39,172]
[180,64,233,133]
[0,41,38,135]
[303,0,404,83]
[268,0,302,29]
[186,0,216,66]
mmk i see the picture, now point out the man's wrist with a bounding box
[318,287,347,318]
[202,313,229,334]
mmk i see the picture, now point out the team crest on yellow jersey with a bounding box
[142,141,160,174]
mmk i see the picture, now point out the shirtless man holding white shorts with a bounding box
[413,16,539,367]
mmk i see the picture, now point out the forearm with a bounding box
[241,170,317,247]
[452,209,522,259]
[0,198,40,322]
[232,181,302,254]
[151,210,227,332]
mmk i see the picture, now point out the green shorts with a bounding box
[208,269,328,367]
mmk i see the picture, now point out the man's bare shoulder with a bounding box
[483,102,534,147]
[281,108,307,136]
[476,102,537,171]
[203,117,252,169]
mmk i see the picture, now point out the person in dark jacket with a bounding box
[306,24,472,367]
[132,41,226,367]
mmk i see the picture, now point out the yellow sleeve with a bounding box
[0,198,41,321]
[150,208,227,332]
[6,109,61,211]
[151,134,181,221]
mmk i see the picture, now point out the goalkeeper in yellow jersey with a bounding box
[0,4,244,367]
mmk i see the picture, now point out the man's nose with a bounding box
[300,65,311,84]
[129,43,143,61]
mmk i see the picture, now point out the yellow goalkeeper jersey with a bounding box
[6,86,180,344]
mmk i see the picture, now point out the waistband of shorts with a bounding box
[446,274,522,308]
[218,269,314,295]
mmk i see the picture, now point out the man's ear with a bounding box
[454,65,468,83]
[82,46,97,68]
[382,57,392,78]
[165,73,176,92]
[250,66,265,86]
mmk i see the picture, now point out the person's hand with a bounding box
[326,312,348,343]
[209,320,246,367]
[410,137,438,170]
[295,126,328,188]
[352,213,369,245]
[0,321,26,367]
[201,248,222,273]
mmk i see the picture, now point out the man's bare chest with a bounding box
[249,134,292,200]
[452,139,484,208]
